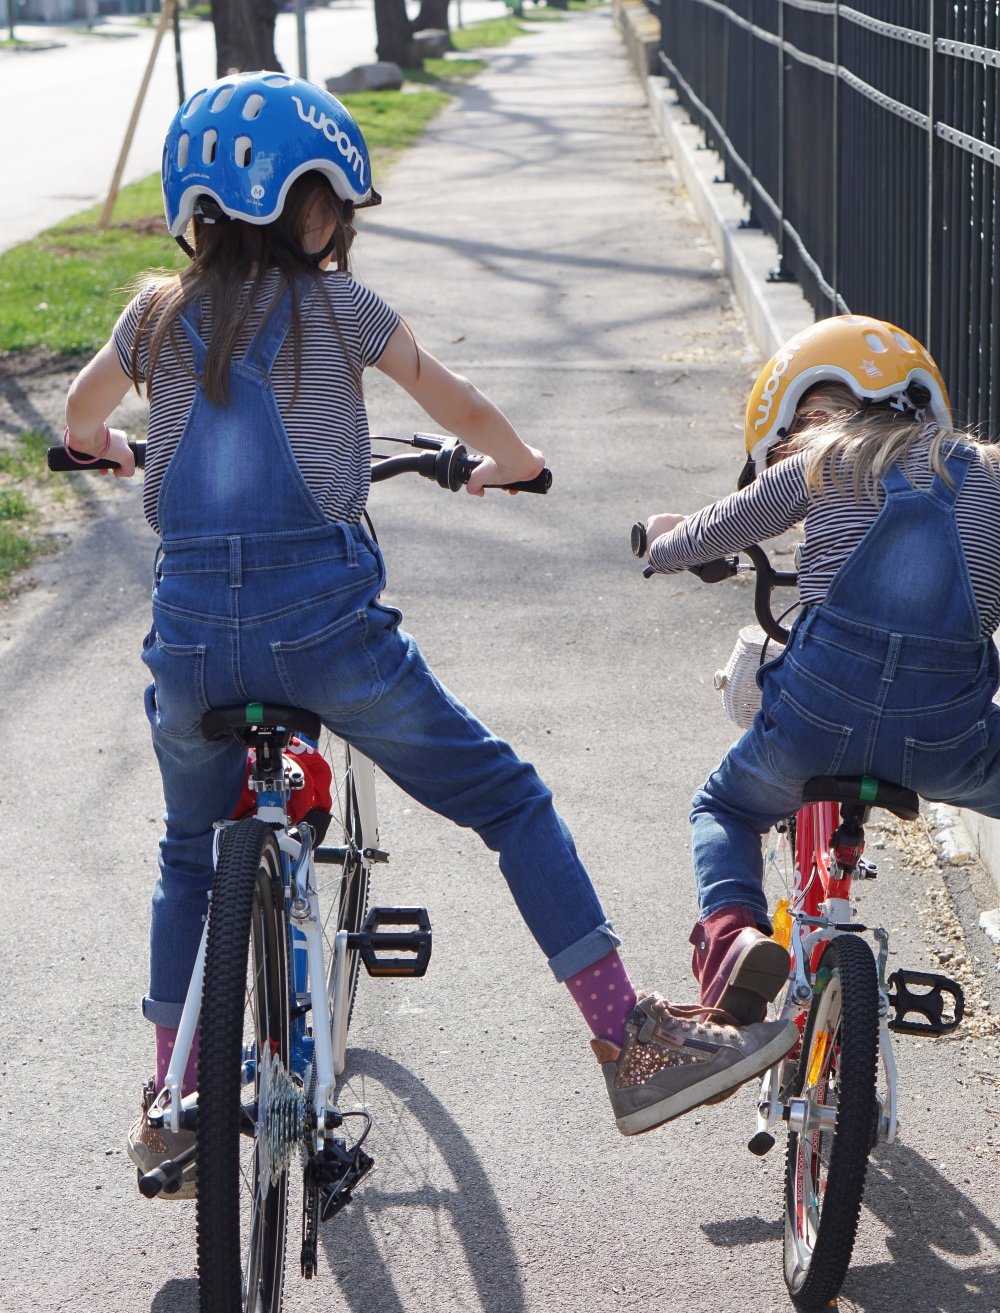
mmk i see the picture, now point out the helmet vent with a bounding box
[262,73,291,86]
[202,129,218,165]
[176,133,190,168]
[185,89,207,118]
[242,93,265,120]
[864,332,888,353]
[234,135,253,168]
[893,332,916,352]
[211,85,236,112]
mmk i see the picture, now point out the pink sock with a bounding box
[565,949,638,1046]
[155,1025,200,1097]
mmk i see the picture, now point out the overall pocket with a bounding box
[271,606,391,718]
[901,720,988,795]
[142,628,209,738]
[762,687,854,785]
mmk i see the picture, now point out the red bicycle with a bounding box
[632,528,965,1310]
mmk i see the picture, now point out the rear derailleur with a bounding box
[301,1110,374,1278]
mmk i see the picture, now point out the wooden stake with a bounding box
[98,0,178,230]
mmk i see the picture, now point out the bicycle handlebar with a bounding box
[47,433,552,494]
[631,521,799,644]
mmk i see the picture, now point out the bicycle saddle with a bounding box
[802,775,920,820]
[201,703,322,742]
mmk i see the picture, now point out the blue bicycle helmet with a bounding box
[162,71,380,237]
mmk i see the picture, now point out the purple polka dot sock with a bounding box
[155,1025,200,1097]
[564,949,639,1047]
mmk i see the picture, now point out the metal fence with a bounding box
[658,0,1000,435]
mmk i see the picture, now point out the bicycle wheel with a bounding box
[198,819,296,1313]
[783,932,879,1310]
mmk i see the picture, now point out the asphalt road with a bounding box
[0,9,998,1313]
[0,0,506,252]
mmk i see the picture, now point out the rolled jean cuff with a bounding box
[142,994,185,1029]
[547,920,621,983]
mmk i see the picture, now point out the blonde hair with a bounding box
[783,381,998,502]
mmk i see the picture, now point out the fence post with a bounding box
[926,0,941,351]
[768,0,795,281]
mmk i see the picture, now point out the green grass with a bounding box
[409,55,487,82]
[0,89,447,359]
[450,15,533,47]
[0,432,57,596]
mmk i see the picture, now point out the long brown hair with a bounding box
[129,172,356,404]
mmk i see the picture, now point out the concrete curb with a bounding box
[613,0,1000,912]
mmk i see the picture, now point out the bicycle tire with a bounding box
[783,932,879,1310]
[197,819,295,1313]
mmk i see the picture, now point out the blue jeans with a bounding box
[690,605,1000,925]
[142,523,617,1026]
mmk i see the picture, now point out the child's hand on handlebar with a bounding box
[466,445,545,497]
[645,512,686,545]
[99,429,136,479]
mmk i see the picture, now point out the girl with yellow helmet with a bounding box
[642,314,1000,1022]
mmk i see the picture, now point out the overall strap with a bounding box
[175,275,314,378]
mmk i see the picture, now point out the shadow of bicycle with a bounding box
[320,1048,528,1313]
[700,1139,999,1312]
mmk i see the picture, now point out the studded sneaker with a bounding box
[591,993,798,1136]
[126,1079,197,1199]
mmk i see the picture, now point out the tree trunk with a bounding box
[374,0,414,65]
[211,0,282,77]
[412,0,450,34]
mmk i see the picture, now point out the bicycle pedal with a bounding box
[887,968,964,1036]
[348,906,432,977]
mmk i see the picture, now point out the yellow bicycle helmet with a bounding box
[740,315,952,486]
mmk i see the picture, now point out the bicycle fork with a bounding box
[749,911,902,1156]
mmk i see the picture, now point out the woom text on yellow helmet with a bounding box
[743,315,952,480]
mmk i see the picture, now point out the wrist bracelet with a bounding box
[63,424,111,465]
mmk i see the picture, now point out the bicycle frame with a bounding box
[754,798,900,1147]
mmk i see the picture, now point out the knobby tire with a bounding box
[784,932,879,1309]
[197,819,292,1313]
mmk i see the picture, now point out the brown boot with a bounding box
[690,906,790,1024]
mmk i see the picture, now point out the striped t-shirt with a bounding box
[113,269,399,534]
[648,436,1000,637]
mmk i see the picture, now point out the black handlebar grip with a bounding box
[501,468,552,494]
[456,452,552,494]
[631,522,647,558]
[47,440,147,471]
[689,557,739,584]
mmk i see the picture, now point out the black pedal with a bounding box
[887,969,964,1036]
[348,906,432,977]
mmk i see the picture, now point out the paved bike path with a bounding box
[0,9,997,1312]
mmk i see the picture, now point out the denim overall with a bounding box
[690,442,1000,925]
[141,285,616,1027]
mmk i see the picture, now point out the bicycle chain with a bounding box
[301,1157,320,1279]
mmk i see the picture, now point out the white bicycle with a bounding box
[49,431,550,1312]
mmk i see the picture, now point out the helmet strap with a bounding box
[174,233,196,261]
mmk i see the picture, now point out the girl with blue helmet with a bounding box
[64,73,796,1188]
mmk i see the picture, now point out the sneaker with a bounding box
[591,993,798,1136]
[702,928,790,1023]
[691,911,790,1025]
[126,1079,197,1199]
